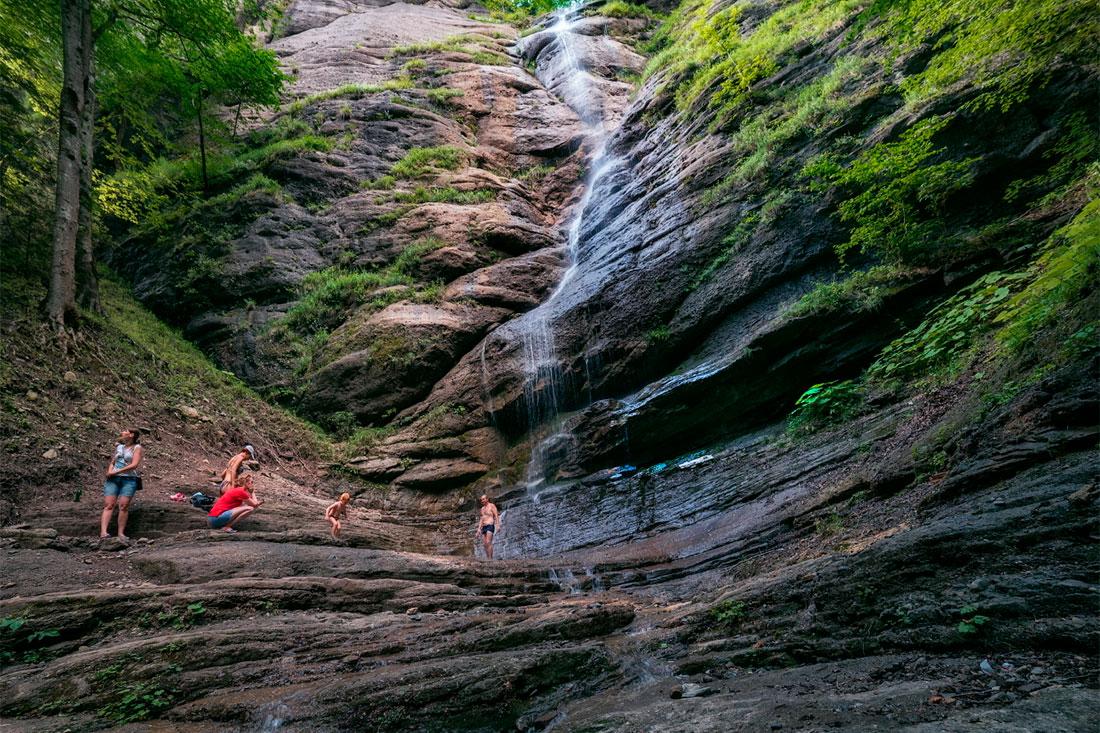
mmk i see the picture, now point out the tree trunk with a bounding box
[46,0,92,327]
[196,93,208,194]
[232,100,242,137]
[76,63,100,313]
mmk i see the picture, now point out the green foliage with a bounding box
[956,604,991,636]
[86,276,326,452]
[390,33,510,63]
[392,236,447,276]
[469,49,512,65]
[151,601,208,630]
[478,0,571,24]
[339,424,398,458]
[995,197,1100,352]
[97,132,328,225]
[282,267,414,335]
[869,271,1029,383]
[705,56,869,201]
[1005,115,1100,207]
[869,0,1096,112]
[0,618,25,634]
[362,175,397,190]
[323,410,360,439]
[807,117,978,265]
[393,186,495,205]
[286,79,413,114]
[710,600,747,628]
[98,680,175,724]
[786,265,919,318]
[599,0,656,18]
[645,325,671,344]
[426,87,464,104]
[0,0,59,259]
[814,510,844,536]
[689,211,759,290]
[646,0,863,125]
[391,145,465,178]
[788,380,863,434]
[517,162,557,181]
[234,134,333,169]
[0,616,61,666]
[279,238,445,342]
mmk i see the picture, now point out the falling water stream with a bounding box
[493,2,622,566]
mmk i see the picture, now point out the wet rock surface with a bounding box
[1,359,1096,730]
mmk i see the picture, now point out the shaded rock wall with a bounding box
[109,0,1096,512]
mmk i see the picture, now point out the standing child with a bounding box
[325,493,351,540]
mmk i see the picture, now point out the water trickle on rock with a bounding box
[495,4,626,559]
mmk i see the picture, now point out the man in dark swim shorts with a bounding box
[477,494,500,560]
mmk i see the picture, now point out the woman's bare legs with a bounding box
[100,496,116,538]
[226,505,255,528]
[116,496,132,540]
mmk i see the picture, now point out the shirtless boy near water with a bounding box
[325,493,351,539]
[477,494,500,560]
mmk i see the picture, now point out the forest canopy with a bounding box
[1,0,283,325]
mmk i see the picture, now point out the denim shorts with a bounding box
[103,476,139,498]
[208,510,235,529]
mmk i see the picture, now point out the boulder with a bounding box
[393,458,489,490]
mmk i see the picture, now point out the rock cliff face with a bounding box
[318,0,1097,505]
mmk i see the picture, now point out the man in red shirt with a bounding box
[207,472,263,533]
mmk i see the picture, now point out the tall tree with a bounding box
[76,61,99,312]
[44,0,91,327]
[43,0,284,328]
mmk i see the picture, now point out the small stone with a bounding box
[980,659,995,675]
[405,607,419,615]
[42,448,59,460]
[1030,666,1044,675]
[178,405,201,419]
[80,401,97,414]
[1067,485,1095,507]
[25,390,38,401]
[679,683,714,699]
[526,710,558,730]
[63,371,78,382]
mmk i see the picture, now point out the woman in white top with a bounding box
[100,428,143,540]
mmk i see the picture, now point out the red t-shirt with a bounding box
[209,487,251,516]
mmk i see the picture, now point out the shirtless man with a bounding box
[218,444,256,495]
[325,493,351,540]
[477,494,501,560]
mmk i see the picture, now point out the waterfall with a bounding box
[494,2,624,559]
[516,2,615,446]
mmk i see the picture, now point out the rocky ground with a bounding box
[1,337,1096,730]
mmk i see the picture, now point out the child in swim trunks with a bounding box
[325,493,351,539]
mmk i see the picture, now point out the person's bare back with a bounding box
[325,493,351,540]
